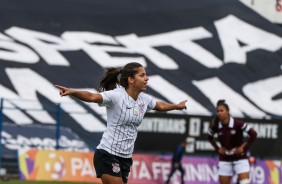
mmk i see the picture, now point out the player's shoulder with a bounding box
[101,87,126,102]
[105,87,125,95]
[233,118,245,127]
[114,87,125,93]
[139,92,153,100]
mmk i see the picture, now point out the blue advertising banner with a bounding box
[2,123,90,157]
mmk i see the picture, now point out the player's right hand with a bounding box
[54,84,73,97]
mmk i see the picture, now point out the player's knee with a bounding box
[239,178,250,184]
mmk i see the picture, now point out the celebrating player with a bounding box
[55,62,187,184]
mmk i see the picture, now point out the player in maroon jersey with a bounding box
[208,100,257,184]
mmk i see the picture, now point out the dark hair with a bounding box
[210,99,229,129]
[99,62,143,91]
[210,99,229,128]
[210,116,219,129]
[216,99,229,111]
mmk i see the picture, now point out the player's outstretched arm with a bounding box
[154,100,187,111]
[54,84,103,103]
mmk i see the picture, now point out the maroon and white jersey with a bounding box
[208,117,257,161]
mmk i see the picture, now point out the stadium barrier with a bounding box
[18,148,282,184]
[0,98,91,176]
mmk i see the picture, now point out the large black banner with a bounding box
[136,113,282,159]
[0,0,282,158]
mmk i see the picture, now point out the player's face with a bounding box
[216,105,229,123]
[132,67,149,92]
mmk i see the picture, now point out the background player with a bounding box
[208,99,257,184]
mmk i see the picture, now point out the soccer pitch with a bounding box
[3,180,100,184]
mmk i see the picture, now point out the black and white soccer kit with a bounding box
[94,87,156,182]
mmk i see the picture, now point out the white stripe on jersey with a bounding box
[241,123,251,132]
[97,87,156,158]
[208,128,214,136]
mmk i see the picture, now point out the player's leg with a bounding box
[234,159,250,184]
[119,156,133,184]
[166,162,177,184]
[219,176,232,184]
[101,174,124,184]
[93,149,124,184]
[218,161,233,184]
[237,173,250,184]
[178,163,185,184]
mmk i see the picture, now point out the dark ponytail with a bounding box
[99,68,120,91]
[99,62,143,91]
[210,115,219,128]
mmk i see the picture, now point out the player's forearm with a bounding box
[244,128,257,151]
[70,90,101,103]
[155,101,179,111]
[208,135,219,152]
[154,100,187,111]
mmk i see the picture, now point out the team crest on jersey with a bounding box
[230,130,236,134]
[112,163,120,173]
[133,107,139,116]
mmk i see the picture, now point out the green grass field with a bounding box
[0,179,100,184]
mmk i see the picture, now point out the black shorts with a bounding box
[93,149,132,183]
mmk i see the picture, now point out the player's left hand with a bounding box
[234,143,246,155]
[176,100,188,110]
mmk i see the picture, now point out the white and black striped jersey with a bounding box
[96,87,156,158]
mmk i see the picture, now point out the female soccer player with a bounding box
[208,99,257,184]
[55,62,187,184]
